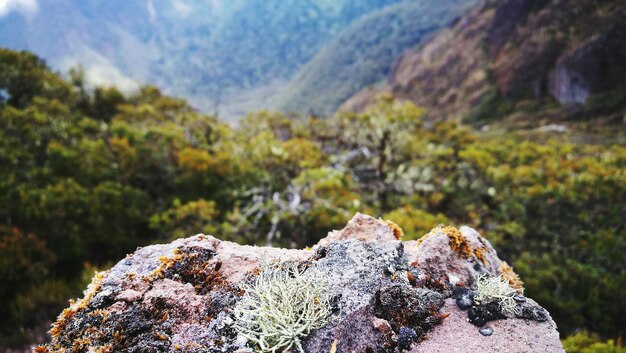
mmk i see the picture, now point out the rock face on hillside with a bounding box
[342,0,626,121]
[37,214,564,353]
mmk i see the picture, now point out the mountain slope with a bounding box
[0,0,402,119]
[343,0,626,126]
[274,0,476,117]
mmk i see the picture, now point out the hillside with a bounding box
[274,0,476,117]
[342,0,626,127]
[0,0,401,120]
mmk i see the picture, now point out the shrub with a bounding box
[562,332,626,353]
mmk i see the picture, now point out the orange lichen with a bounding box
[441,225,473,259]
[93,345,113,353]
[149,249,184,279]
[423,225,490,265]
[406,271,416,286]
[501,261,524,291]
[385,219,404,240]
[473,246,487,265]
[49,271,107,339]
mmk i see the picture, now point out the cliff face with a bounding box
[344,0,626,123]
[38,214,563,353]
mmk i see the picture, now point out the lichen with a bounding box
[149,248,184,279]
[501,261,524,291]
[233,262,332,353]
[440,225,474,259]
[474,274,520,316]
[49,271,107,340]
[385,219,404,240]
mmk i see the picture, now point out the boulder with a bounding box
[36,213,564,353]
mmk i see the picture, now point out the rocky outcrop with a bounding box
[342,0,626,121]
[37,214,564,353]
[550,20,626,105]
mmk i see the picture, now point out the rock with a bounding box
[397,327,418,350]
[549,20,626,106]
[452,286,475,310]
[479,326,494,336]
[38,214,564,353]
[410,299,563,353]
[404,225,504,287]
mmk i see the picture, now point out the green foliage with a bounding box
[562,332,626,353]
[150,199,219,241]
[462,84,514,124]
[0,49,74,108]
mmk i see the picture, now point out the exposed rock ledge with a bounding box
[36,213,564,353]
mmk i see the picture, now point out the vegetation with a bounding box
[0,49,624,349]
[563,332,626,353]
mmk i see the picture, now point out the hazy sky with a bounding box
[0,0,38,16]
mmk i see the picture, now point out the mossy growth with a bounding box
[233,262,332,353]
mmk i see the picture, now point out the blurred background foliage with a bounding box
[0,48,624,349]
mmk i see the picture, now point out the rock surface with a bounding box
[37,213,564,353]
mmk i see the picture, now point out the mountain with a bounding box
[273,0,476,117]
[0,0,403,119]
[342,0,626,126]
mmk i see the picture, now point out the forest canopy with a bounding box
[0,49,624,348]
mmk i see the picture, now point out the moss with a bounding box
[423,225,490,265]
[149,248,185,279]
[472,246,488,265]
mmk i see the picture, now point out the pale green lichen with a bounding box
[474,274,522,315]
[233,262,332,353]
